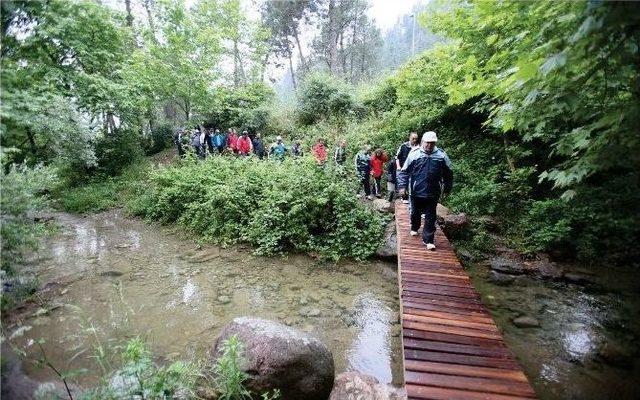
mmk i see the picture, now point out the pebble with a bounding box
[217,295,231,304]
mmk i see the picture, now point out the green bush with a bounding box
[94,129,144,177]
[147,123,174,155]
[296,73,357,126]
[129,156,386,260]
[0,161,57,272]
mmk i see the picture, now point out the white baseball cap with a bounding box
[276,135,282,141]
[422,131,438,143]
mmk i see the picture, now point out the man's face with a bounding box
[410,134,419,145]
[341,141,346,147]
[423,141,436,152]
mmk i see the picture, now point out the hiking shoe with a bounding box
[424,242,436,251]
[402,199,409,204]
[410,231,418,236]
[366,195,374,200]
[356,194,363,199]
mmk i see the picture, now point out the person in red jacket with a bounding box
[227,128,238,154]
[311,138,328,165]
[370,148,389,198]
[237,130,253,156]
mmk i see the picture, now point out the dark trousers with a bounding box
[358,173,371,196]
[410,196,438,244]
[216,145,224,154]
[177,144,184,157]
[207,142,214,155]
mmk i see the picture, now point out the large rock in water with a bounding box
[329,372,406,400]
[376,220,397,259]
[211,317,334,400]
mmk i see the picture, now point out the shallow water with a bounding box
[4,210,403,387]
[468,262,640,400]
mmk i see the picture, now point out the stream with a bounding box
[2,210,403,392]
[3,210,639,399]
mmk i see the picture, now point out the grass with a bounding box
[54,161,151,214]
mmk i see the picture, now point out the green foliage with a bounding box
[146,123,175,155]
[76,337,199,400]
[205,83,276,131]
[0,161,57,272]
[296,73,357,126]
[94,130,145,178]
[213,335,251,400]
[54,161,150,214]
[129,156,385,260]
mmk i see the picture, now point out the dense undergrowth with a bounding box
[128,155,387,261]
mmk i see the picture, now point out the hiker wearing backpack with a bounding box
[355,145,373,200]
[253,132,266,159]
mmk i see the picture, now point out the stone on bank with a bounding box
[211,317,334,400]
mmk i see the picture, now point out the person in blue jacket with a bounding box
[212,129,226,155]
[397,131,453,250]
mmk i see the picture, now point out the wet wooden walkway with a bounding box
[395,202,537,399]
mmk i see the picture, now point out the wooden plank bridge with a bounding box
[395,202,537,399]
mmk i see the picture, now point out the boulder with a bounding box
[490,257,524,275]
[562,272,593,285]
[376,221,397,259]
[329,372,406,400]
[512,316,540,328]
[441,213,469,238]
[211,317,334,400]
[488,270,515,286]
[372,199,394,214]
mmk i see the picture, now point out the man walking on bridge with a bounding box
[397,131,453,250]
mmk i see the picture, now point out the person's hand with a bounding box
[399,188,407,198]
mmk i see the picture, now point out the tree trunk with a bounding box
[288,47,297,90]
[143,0,157,41]
[124,0,134,27]
[293,27,306,71]
[350,17,357,83]
[233,37,240,88]
[25,128,38,157]
[327,0,338,72]
[261,51,270,83]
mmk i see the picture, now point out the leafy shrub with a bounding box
[147,123,174,155]
[296,73,357,126]
[0,161,57,272]
[213,335,251,400]
[94,129,144,177]
[129,156,385,260]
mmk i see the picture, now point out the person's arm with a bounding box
[442,152,453,195]
[397,151,417,194]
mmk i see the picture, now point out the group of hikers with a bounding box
[173,127,453,250]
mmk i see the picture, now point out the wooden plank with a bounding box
[403,338,512,358]
[404,349,521,370]
[405,371,536,397]
[404,360,527,382]
[406,384,534,400]
[403,328,506,348]
[402,320,504,341]
[403,313,499,332]
[403,307,494,324]
[402,270,471,280]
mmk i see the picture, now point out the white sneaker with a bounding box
[366,195,374,200]
[426,243,436,251]
[356,194,363,198]
[410,231,418,236]
[402,199,409,204]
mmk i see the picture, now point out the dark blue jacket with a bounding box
[397,147,453,198]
